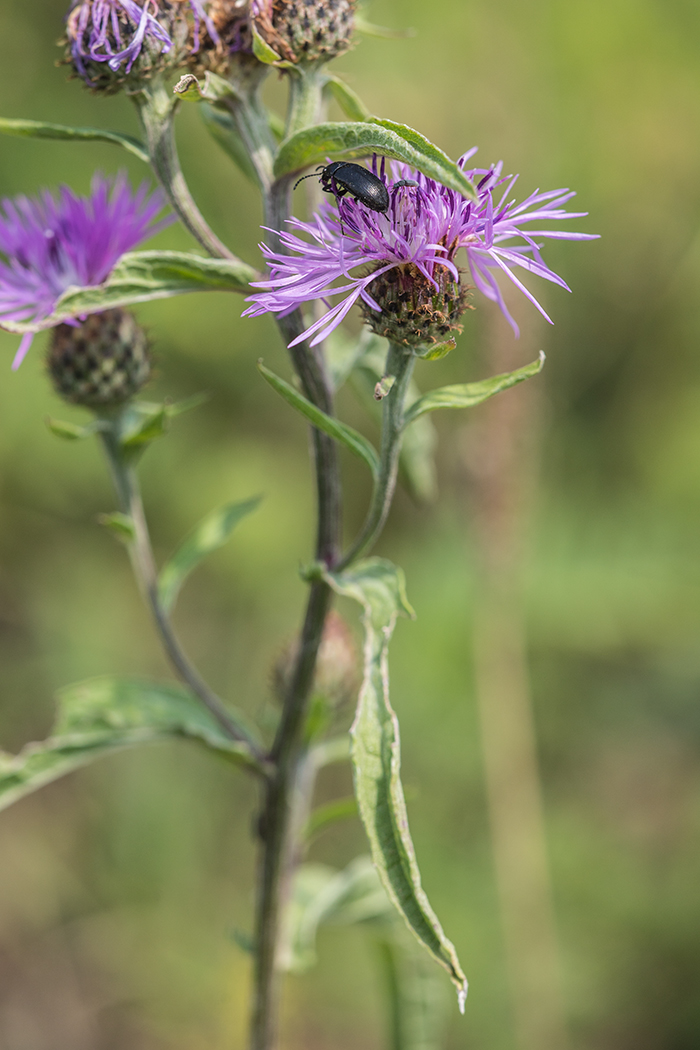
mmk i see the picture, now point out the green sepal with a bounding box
[321,559,468,1009]
[0,116,148,163]
[252,23,282,63]
[45,417,105,441]
[257,361,380,479]
[403,352,545,427]
[158,496,262,614]
[415,337,457,362]
[274,120,478,202]
[98,512,136,544]
[0,676,259,813]
[118,402,169,449]
[323,76,372,121]
[0,251,258,335]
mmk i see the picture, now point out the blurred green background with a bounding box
[2,0,700,1048]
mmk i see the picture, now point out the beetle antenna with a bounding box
[293,171,322,191]
[291,164,327,192]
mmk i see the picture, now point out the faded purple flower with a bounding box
[0,174,172,369]
[67,0,219,80]
[244,150,597,348]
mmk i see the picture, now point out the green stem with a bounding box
[135,79,237,260]
[336,343,415,571]
[248,159,343,1050]
[285,64,326,138]
[99,425,269,775]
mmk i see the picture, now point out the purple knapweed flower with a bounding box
[244,150,597,348]
[67,0,219,80]
[0,174,172,369]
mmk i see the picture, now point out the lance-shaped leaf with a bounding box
[282,856,393,973]
[274,121,478,201]
[158,496,262,614]
[200,104,260,185]
[322,559,468,1009]
[0,677,259,813]
[0,251,258,335]
[323,76,372,122]
[403,352,545,428]
[0,116,149,163]
[257,361,379,479]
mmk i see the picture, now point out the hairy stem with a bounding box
[99,426,269,774]
[249,161,343,1050]
[135,78,237,260]
[336,343,415,571]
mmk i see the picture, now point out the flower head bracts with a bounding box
[0,174,172,369]
[244,151,597,347]
[67,0,219,81]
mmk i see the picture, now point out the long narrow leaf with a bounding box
[0,116,148,162]
[403,353,545,427]
[257,362,379,479]
[0,677,259,812]
[158,497,262,614]
[0,251,259,334]
[323,559,469,1009]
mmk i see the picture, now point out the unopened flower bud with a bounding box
[273,610,358,708]
[272,0,356,63]
[47,309,151,409]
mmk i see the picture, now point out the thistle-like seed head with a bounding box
[48,309,151,408]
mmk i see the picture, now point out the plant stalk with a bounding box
[135,78,238,260]
[336,342,415,571]
[99,425,268,773]
[249,149,343,1048]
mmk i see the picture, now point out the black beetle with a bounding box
[293,161,390,213]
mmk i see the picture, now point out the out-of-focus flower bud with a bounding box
[47,309,151,409]
[273,610,358,709]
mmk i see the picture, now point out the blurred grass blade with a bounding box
[257,361,380,478]
[0,251,259,335]
[403,352,545,427]
[322,559,469,1008]
[274,121,478,201]
[0,677,260,812]
[158,497,262,614]
[0,116,149,162]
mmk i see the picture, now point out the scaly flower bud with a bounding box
[48,309,151,408]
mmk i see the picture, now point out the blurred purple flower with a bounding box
[67,0,219,78]
[244,150,598,347]
[0,174,171,369]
